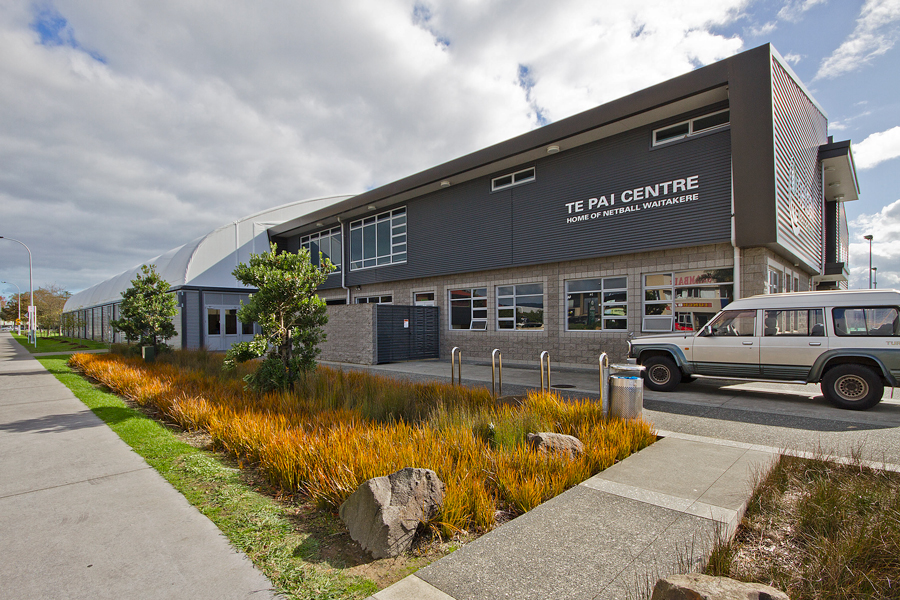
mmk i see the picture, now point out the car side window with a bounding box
[708,309,756,336]
[764,309,825,336]
[833,307,900,337]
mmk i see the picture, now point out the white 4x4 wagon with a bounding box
[628,290,900,410]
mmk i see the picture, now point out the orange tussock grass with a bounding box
[69,352,654,535]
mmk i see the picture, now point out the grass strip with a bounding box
[13,333,108,353]
[37,356,377,600]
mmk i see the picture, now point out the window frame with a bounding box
[496,283,544,331]
[652,109,730,147]
[642,269,734,332]
[491,167,536,192]
[565,276,628,331]
[355,295,393,305]
[832,306,900,337]
[300,226,342,271]
[349,207,407,271]
[448,287,488,331]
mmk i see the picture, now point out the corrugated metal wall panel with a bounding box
[338,112,732,287]
[772,58,828,270]
[185,291,201,349]
[375,305,439,363]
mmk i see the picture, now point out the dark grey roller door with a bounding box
[375,305,439,363]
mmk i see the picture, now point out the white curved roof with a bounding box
[65,195,353,311]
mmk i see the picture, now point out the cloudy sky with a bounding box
[0,0,898,300]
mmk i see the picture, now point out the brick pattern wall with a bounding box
[319,304,376,364]
[323,243,737,366]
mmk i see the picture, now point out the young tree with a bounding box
[110,264,178,352]
[224,243,335,392]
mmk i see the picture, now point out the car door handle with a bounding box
[809,342,822,346]
[742,341,753,345]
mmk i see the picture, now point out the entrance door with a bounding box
[206,305,251,351]
[690,309,760,378]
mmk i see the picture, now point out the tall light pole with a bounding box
[864,234,873,289]
[0,236,34,343]
[1,281,22,334]
[873,266,878,290]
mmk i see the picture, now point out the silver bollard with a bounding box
[540,351,551,393]
[451,347,461,386]
[491,349,502,398]
[599,353,610,419]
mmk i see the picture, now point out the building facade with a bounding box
[270,44,857,366]
[63,44,857,367]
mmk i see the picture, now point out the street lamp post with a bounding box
[864,234,874,289]
[1,281,22,334]
[873,266,878,290]
[0,236,34,344]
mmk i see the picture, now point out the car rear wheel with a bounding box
[821,364,884,410]
[643,356,682,392]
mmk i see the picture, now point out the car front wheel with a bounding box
[821,364,884,410]
[642,356,682,392]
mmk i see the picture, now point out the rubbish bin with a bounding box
[141,345,156,363]
[608,364,644,420]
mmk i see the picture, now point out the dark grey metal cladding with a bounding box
[346,119,732,287]
[375,305,439,363]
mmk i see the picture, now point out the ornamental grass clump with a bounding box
[69,351,655,537]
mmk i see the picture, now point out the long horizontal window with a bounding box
[349,207,406,271]
[643,269,733,332]
[355,295,392,304]
[497,283,543,330]
[833,307,900,336]
[492,167,535,192]
[653,110,730,146]
[301,227,341,271]
[566,277,627,331]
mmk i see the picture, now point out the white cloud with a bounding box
[777,0,828,22]
[815,0,900,79]
[0,0,750,292]
[849,199,900,289]
[749,21,778,37]
[853,126,900,169]
[782,52,803,64]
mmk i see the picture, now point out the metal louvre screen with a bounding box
[772,57,828,269]
[375,305,439,363]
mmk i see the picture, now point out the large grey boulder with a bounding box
[651,573,789,600]
[339,467,445,559]
[526,432,584,458]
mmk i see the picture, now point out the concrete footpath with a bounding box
[0,333,276,600]
[337,358,899,600]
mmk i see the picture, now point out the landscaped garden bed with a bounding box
[68,350,655,538]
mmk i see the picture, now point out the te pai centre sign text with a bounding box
[564,175,700,224]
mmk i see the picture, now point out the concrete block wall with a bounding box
[319,304,376,364]
[326,242,738,367]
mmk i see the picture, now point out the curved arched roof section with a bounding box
[64,195,354,312]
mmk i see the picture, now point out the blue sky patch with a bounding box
[30,4,106,62]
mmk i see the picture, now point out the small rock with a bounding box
[339,467,445,559]
[526,432,584,458]
[651,573,789,600]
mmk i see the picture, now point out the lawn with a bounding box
[12,332,108,353]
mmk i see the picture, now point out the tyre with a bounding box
[642,355,682,392]
[821,364,884,410]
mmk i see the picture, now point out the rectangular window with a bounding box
[349,208,406,271]
[566,277,627,331]
[643,269,733,332]
[768,269,781,294]
[324,299,347,305]
[207,308,220,335]
[355,295,393,305]
[652,110,730,146]
[300,227,342,271]
[764,309,825,336]
[491,167,536,192]
[497,284,543,330]
[241,320,254,335]
[225,309,238,335]
[449,288,487,330]
[414,292,436,306]
[833,307,900,337]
